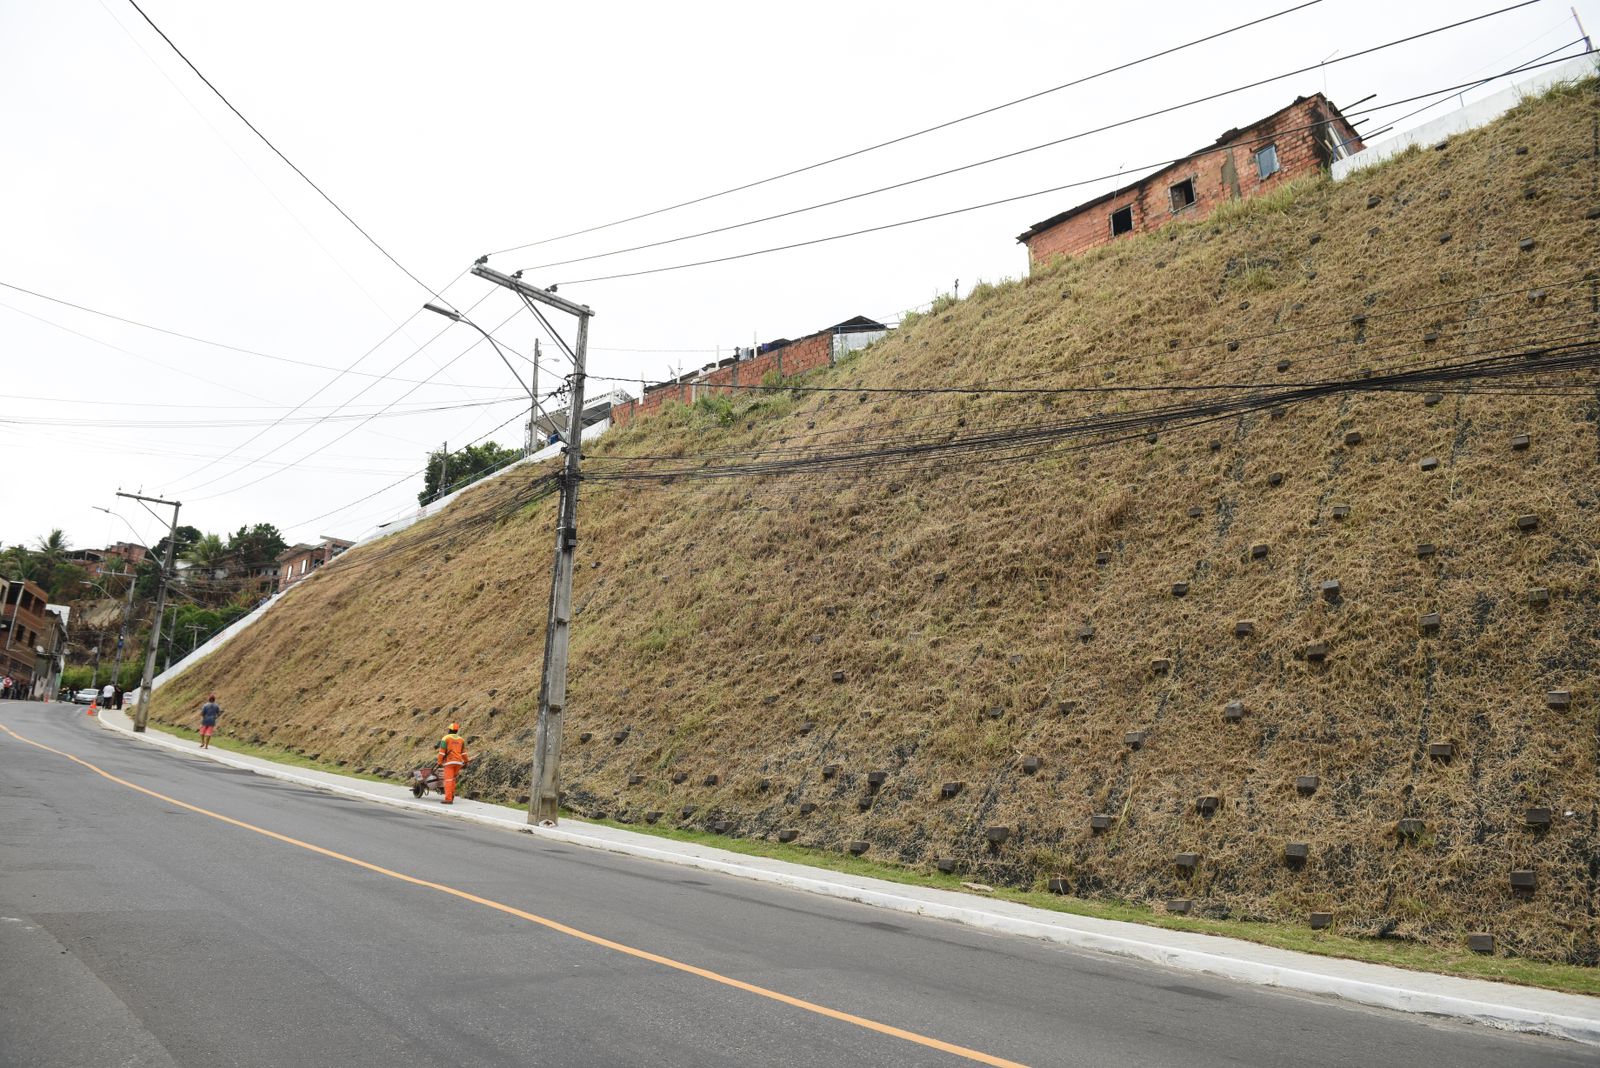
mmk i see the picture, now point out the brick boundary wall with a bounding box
[611,329,837,429]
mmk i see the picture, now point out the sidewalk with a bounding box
[95,706,1600,1046]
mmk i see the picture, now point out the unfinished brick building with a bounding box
[1018,93,1363,268]
[610,316,887,429]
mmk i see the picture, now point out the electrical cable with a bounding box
[553,46,1588,287]
[521,36,1584,277]
[167,282,492,494]
[584,309,1600,468]
[0,278,509,391]
[586,273,1598,400]
[583,341,1600,484]
[486,2,1329,257]
[537,2,1548,282]
[123,0,451,303]
[0,395,526,429]
[184,297,525,500]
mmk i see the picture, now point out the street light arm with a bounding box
[93,507,166,576]
[422,303,532,401]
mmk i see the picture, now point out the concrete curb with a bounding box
[95,709,1600,1046]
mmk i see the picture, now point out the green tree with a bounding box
[226,523,287,565]
[152,525,201,564]
[417,441,522,504]
[47,562,88,602]
[0,544,38,582]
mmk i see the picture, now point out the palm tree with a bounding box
[34,529,69,563]
[184,532,229,572]
[26,529,71,594]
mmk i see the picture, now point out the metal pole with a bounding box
[440,441,448,502]
[1574,7,1593,53]
[119,491,179,732]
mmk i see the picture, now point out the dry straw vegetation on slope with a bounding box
[155,80,1600,963]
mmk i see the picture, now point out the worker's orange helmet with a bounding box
[448,722,460,733]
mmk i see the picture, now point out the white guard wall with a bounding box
[141,417,612,698]
[1333,56,1600,180]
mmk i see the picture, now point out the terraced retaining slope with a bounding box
[153,81,1600,962]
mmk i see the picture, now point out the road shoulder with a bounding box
[90,704,1600,1046]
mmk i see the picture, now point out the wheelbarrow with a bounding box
[408,762,445,798]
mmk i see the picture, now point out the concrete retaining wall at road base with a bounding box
[94,708,1600,1047]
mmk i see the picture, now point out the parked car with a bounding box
[72,688,97,704]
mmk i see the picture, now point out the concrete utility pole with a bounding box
[118,491,179,732]
[440,441,449,501]
[470,262,593,825]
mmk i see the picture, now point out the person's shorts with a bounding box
[199,724,215,736]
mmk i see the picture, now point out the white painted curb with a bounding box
[96,710,1600,1047]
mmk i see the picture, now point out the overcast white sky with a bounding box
[2,0,1594,555]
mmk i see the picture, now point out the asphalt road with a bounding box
[0,702,1589,1068]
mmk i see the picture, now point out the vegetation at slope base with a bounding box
[154,81,1600,965]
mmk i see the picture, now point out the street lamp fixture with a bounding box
[421,302,554,455]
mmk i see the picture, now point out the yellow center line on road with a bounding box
[0,722,1029,1068]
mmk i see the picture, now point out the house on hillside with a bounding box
[276,536,353,593]
[64,548,106,577]
[1017,93,1363,268]
[0,579,56,694]
[610,315,889,429]
[105,541,148,567]
[531,388,633,445]
[196,551,282,600]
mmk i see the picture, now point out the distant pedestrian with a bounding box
[101,682,115,707]
[198,694,222,749]
[435,722,470,804]
[113,685,125,710]
[1,675,12,700]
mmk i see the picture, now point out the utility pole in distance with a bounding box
[117,491,179,732]
[470,262,593,825]
[107,569,138,691]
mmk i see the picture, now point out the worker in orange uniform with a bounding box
[436,722,470,804]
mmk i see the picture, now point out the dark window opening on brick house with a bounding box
[1110,205,1134,236]
[1169,178,1196,211]
[1317,121,1352,161]
[1255,143,1280,178]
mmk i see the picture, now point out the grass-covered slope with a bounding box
[155,82,1600,962]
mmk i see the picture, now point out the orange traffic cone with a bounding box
[86,700,97,717]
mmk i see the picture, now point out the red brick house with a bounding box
[610,315,888,429]
[1018,93,1363,268]
[276,536,353,593]
[0,579,56,692]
